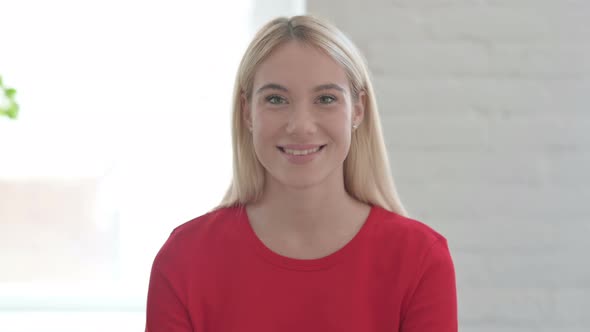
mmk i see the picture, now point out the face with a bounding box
[242,41,365,190]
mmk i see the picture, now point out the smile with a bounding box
[277,144,327,156]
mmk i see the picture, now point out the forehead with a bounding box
[253,41,349,92]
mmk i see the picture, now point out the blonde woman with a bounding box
[146,15,457,332]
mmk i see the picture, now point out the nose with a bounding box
[285,103,317,136]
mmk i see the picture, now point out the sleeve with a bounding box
[145,250,193,331]
[400,238,458,332]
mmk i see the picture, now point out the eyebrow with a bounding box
[255,83,346,95]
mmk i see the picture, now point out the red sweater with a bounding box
[146,205,457,331]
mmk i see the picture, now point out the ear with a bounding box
[241,92,252,130]
[352,90,366,127]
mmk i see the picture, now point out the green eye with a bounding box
[267,95,287,104]
[318,95,336,104]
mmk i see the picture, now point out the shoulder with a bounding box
[370,205,455,293]
[153,206,244,268]
[371,205,448,248]
[374,208,458,328]
[368,205,451,268]
[171,205,242,241]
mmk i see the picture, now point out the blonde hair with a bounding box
[217,15,408,217]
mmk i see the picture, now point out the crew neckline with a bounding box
[237,204,379,271]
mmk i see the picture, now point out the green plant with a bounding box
[0,75,20,119]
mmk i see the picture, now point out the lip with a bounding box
[277,144,326,165]
[278,144,325,150]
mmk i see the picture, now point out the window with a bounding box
[0,0,304,329]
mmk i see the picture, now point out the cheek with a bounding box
[254,119,275,139]
[252,113,282,151]
[326,111,353,136]
[254,110,283,132]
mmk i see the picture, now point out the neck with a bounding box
[247,170,364,236]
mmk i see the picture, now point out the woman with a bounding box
[146,15,457,331]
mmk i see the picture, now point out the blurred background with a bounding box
[0,0,588,331]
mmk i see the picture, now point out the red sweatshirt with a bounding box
[146,205,457,331]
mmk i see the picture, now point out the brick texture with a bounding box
[307,0,590,330]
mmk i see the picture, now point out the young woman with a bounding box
[146,15,457,332]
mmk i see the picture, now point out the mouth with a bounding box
[277,144,327,156]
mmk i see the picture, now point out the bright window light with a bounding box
[0,0,304,330]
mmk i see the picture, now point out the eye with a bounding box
[266,95,288,105]
[317,95,336,104]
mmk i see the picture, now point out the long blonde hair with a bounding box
[217,15,408,217]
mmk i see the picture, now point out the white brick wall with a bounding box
[307,0,590,330]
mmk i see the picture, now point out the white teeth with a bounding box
[283,146,321,156]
